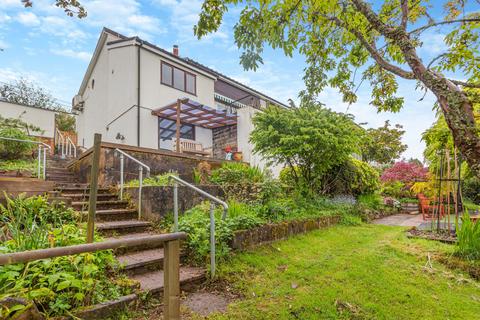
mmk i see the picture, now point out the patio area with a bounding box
[152,98,239,160]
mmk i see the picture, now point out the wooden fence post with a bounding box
[164,239,180,320]
[86,133,102,243]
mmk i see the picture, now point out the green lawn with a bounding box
[200,225,480,320]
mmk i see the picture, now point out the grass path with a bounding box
[197,224,480,320]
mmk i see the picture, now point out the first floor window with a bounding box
[158,118,195,141]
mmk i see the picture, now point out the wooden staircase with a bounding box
[45,155,205,308]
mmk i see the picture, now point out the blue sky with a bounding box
[0,0,471,160]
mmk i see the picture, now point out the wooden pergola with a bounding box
[151,98,237,153]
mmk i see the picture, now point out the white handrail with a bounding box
[114,148,151,219]
[55,128,66,158]
[0,137,51,179]
[168,175,228,278]
[66,136,77,158]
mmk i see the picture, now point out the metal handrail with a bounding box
[0,233,186,320]
[0,136,51,179]
[114,148,151,219]
[168,175,228,277]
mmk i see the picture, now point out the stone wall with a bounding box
[212,125,237,159]
[124,185,225,220]
[230,215,341,250]
[69,142,230,186]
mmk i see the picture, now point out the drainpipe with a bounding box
[137,40,142,147]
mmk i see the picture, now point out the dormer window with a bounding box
[161,61,196,95]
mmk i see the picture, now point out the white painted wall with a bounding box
[0,101,58,138]
[237,106,284,177]
[76,36,217,150]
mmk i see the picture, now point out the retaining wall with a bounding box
[69,142,230,186]
[230,215,341,250]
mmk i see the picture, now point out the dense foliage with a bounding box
[280,157,379,196]
[360,121,407,165]
[455,211,480,260]
[55,113,76,132]
[195,0,480,179]
[0,127,35,160]
[250,103,360,191]
[0,195,130,318]
[381,161,428,186]
[0,78,66,111]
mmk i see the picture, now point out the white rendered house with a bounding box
[73,28,287,173]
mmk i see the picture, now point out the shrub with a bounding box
[0,195,131,318]
[381,180,408,198]
[210,162,270,203]
[320,158,380,196]
[193,161,211,184]
[210,162,266,185]
[125,172,176,187]
[455,211,480,260]
[55,113,76,132]
[357,193,383,211]
[463,177,480,204]
[177,202,264,263]
[0,127,35,160]
[380,161,428,187]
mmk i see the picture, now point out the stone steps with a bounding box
[56,186,112,195]
[63,193,119,201]
[42,158,207,318]
[96,220,151,235]
[130,267,206,294]
[117,248,165,275]
[82,208,139,222]
[73,200,130,210]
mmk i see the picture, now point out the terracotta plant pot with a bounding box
[233,152,243,161]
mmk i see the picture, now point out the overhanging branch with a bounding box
[409,18,480,34]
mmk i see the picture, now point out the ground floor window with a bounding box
[158,117,195,142]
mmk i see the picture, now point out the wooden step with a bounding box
[73,200,129,210]
[82,208,138,221]
[130,267,206,294]
[96,220,151,235]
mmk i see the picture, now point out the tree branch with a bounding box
[449,79,480,88]
[328,16,415,80]
[350,0,398,38]
[400,0,409,29]
[409,18,480,34]
[427,53,448,69]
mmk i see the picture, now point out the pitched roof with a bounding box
[79,27,288,108]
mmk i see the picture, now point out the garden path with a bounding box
[373,213,424,227]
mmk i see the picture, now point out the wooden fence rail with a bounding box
[0,233,186,320]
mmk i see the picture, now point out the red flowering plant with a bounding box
[380,161,429,198]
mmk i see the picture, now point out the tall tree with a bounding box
[0,78,65,111]
[195,0,480,177]
[361,120,407,164]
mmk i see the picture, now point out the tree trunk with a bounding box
[399,39,480,178]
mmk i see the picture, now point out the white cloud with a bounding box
[153,0,231,44]
[0,13,12,24]
[419,31,446,56]
[0,39,8,49]
[17,12,41,26]
[82,0,165,40]
[0,0,22,8]
[51,48,91,61]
